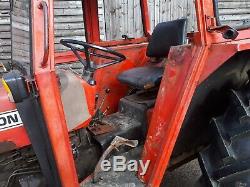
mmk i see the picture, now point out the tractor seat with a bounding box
[118,66,164,90]
[118,19,187,90]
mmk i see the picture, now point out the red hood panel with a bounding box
[0,85,30,154]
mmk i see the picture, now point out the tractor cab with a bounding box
[53,0,188,167]
[59,18,187,90]
[57,18,187,137]
[0,0,191,185]
[1,0,250,186]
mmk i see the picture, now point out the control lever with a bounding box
[122,35,135,40]
[90,88,110,126]
[93,136,138,182]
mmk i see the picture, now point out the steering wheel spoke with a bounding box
[94,60,121,70]
[60,39,126,85]
[60,39,126,68]
[71,49,87,67]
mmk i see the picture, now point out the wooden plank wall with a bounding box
[1,0,250,58]
[102,0,144,41]
[11,0,31,71]
[54,0,86,51]
[101,0,197,41]
[0,0,11,64]
[98,0,106,41]
[147,0,197,32]
[54,0,106,51]
[218,0,250,27]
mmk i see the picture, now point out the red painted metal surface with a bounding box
[200,41,250,83]
[140,0,250,186]
[140,44,210,186]
[31,0,79,186]
[83,0,100,43]
[55,39,148,64]
[1,0,250,186]
[30,1,149,186]
[0,86,30,153]
[94,44,149,114]
[35,73,79,187]
[140,0,151,36]
[56,43,149,116]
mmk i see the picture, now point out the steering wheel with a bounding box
[60,39,126,71]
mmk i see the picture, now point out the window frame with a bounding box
[54,0,151,63]
[83,0,151,45]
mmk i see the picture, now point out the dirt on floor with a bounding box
[161,159,203,187]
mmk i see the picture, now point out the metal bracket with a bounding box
[206,16,217,30]
[27,79,39,98]
[205,15,239,40]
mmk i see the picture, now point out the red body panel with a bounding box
[0,86,30,153]
[140,0,250,185]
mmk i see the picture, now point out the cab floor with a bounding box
[82,147,203,187]
[82,147,144,187]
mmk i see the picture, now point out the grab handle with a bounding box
[38,1,49,67]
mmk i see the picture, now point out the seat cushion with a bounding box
[118,66,164,90]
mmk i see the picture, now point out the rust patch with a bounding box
[0,141,17,154]
[88,123,118,135]
[169,45,192,64]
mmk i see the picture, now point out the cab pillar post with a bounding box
[82,0,100,43]
[140,0,151,37]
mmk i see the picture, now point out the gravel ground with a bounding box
[161,159,203,187]
[84,145,204,187]
[84,159,203,187]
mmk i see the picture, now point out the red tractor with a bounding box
[0,0,250,186]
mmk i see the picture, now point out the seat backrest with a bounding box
[146,19,187,58]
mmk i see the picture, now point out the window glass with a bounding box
[147,0,197,32]
[54,0,86,52]
[11,0,32,75]
[216,0,250,28]
[98,0,144,41]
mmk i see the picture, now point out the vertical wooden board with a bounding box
[134,0,143,37]
[148,0,197,32]
[118,0,122,37]
[124,0,129,36]
[103,0,109,40]
[119,0,126,36]
[112,0,117,39]
[104,0,112,40]
[102,0,144,40]
[98,0,106,40]
[127,0,134,37]
[154,0,160,27]
[189,0,197,31]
